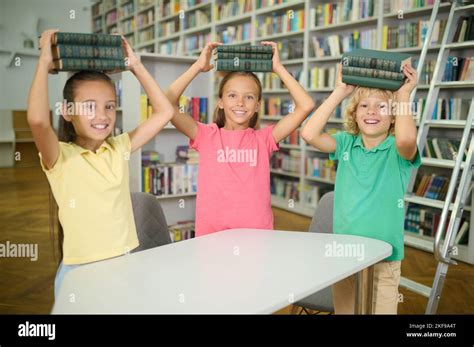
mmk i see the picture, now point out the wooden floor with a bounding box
[1,166,473,314]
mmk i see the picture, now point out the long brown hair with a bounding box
[213,71,262,129]
[51,71,115,265]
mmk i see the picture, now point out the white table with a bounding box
[52,229,392,314]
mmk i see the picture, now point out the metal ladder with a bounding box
[399,0,474,314]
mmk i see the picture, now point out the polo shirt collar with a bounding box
[354,134,393,152]
[72,140,113,154]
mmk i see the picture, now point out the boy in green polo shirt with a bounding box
[301,63,420,314]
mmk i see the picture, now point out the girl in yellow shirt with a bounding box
[27,30,174,298]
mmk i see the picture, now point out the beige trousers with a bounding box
[332,261,402,314]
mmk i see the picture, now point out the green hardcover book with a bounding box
[53,58,126,72]
[216,45,273,55]
[216,58,272,72]
[52,44,124,60]
[52,32,122,46]
[217,52,273,60]
[341,49,412,90]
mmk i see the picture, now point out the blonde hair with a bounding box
[213,71,262,129]
[343,87,396,135]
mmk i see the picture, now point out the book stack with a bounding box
[424,137,467,161]
[415,174,450,200]
[51,32,125,72]
[341,49,412,90]
[179,96,208,123]
[215,45,273,72]
[168,221,196,242]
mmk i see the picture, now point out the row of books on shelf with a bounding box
[179,96,208,123]
[255,70,303,90]
[260,97,293,116]
[382,19,447,50]
[256,9,305,38]
[142,160,199,196]
[429,98,471,121]
[271,150,301,174]
[122,18,135,33]
[386,0,448,12]
[137,9,154,28]
[216,23,252,44]
[183,9,211,30]
[159,19,179,37]
[159,0,210,18]
[184,32,211,52]
[160,39,180,54]
[282,130,300,146]
[176,145,200,164]
[169,221,196,242]
[106,10,118,26]
[306,157,336,181]
[256,0,292,9]
[271,176,300,202]
[453,14,474,43]
[423,137,467,161]
[214,0,252,21]
[405,205,469,245]
[311,29,377,58]
[310,0,376,28]
[443,57,474,82]
[118,1,134,19]
[138,27,154,43]
[308,66,337,89]
[415,174,449,200]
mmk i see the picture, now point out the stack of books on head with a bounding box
[215,45,273,72]
[51,32,125,72]
[179,96,208,123]
[341,49,411,90]
[168,221,195,242]
[415,174,450,201]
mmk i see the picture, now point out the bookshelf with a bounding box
[120,53,210,227]
[91,0,474,263]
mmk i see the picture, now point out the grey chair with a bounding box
[130,192,171,253]
[293,191,335,314]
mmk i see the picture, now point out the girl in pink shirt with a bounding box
[165,42,315,236]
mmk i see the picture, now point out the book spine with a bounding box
[54,32,122,46]
[341,74,403,90]
[217,52,273,60]
[53,58,126,71]
[217,59,272,72]
[342,65,404,80]
[216,45,273,54]
[52,44,124,60]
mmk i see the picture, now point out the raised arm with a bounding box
[394,64,418,161]
[260,41,315,143]
[27,29,59,170]
[164,42,222,140]
[124,39,174,152]
[301,64,354,153]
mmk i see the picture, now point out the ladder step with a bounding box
[400,277,432,298]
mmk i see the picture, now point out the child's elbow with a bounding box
[396,136,417,152]
[301,127,314,143]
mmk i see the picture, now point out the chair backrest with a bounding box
[308,191,334,234]
[130,192,171,253]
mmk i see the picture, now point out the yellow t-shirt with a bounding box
[39,133,139,265]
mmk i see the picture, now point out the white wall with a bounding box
[0,0,92,119]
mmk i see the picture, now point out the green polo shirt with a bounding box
[329,132,421,261]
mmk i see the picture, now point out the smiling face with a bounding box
[64,80,117,144]
[217,74,261,130]
[354,96,394,138]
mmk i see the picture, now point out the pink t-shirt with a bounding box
[190,122,279,237]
